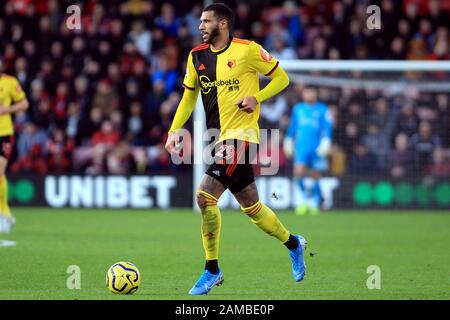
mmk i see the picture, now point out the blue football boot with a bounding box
[188,269,224,295]
[289,235,307,282]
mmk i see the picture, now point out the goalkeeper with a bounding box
[284,87,333,215]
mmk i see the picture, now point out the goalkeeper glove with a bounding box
[316,137,331,157]
[283,137,294,159]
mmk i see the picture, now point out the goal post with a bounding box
[280,60,450,72]
[193,98,206,210]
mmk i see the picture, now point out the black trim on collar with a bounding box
[212,35,233,55]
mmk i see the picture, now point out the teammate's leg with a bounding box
[189,174,226,295]
[234,182,307,282]
[0,155,12,233]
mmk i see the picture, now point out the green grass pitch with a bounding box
[0,208,449,300]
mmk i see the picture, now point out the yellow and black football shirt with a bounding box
[182,37,279,144]
[0,74,26,137]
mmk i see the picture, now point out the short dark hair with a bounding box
[203,3,234,30]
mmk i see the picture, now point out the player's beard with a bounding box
[204,25,220,45]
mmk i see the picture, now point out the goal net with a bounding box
[194,60,450,210]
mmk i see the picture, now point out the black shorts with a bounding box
[205,139,258,194]
[0,136,14,160]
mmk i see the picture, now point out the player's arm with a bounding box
[316,107,333,157]
[0,99,29,115]
[254,67,289,105]
[165,51,199,155]
[0,78,29,115]
[165,87,199,154]
[236,42,289,113]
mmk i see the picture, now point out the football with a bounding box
[106,261,141,294]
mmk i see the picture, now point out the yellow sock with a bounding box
[197,190,222,260]
[242,201,290,243]
[0,175,11,218]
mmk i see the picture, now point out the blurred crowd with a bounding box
[0,0,449,177]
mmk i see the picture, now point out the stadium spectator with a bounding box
[72,76,91,117]
[430,33,450,61]
[250,21,265,45]
[154,2,181,40]
[234,3,252,38]
[260,95,288,130]
[88,120,121,174]
[92,79,119,117]
[389,132,417,177]
[126,101,147,146]
[435,94,450,148]
[363,124,390,171]
[77,107,103,146]
[107,141,133,175]
[127,20,152,62]
[309,36,328,59]
[264,21,295,52]
[271,36,298,60]
[410,120,442,172]
[393,102,419,138]
[47,128,73,173]
[345,102,366,134]
[32,97,53,131]
[53,82,70,128]
[427,148,450,177]
[151,52,178,95]
[368,97,396,139]
[176,23,194,61]
[280,0,304,46]
[94,40,115,75]
[11,122,48,174]
[426,0,449,26]
[338,122,361,157]
[184,4,202,37]
[120,41,146,77]
[65,102,81,142]
[388,37,407,59]
[347,143,378,175]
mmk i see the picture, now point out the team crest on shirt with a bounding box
[227,59,236,69]
[259,47,273,62]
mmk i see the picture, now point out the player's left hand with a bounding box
[236,96,258,113]
[316,137,332,156]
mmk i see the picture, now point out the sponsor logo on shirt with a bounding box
[199,75,240,94]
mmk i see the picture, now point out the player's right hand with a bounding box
[165,131,180,155]
[236,96,258,113]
